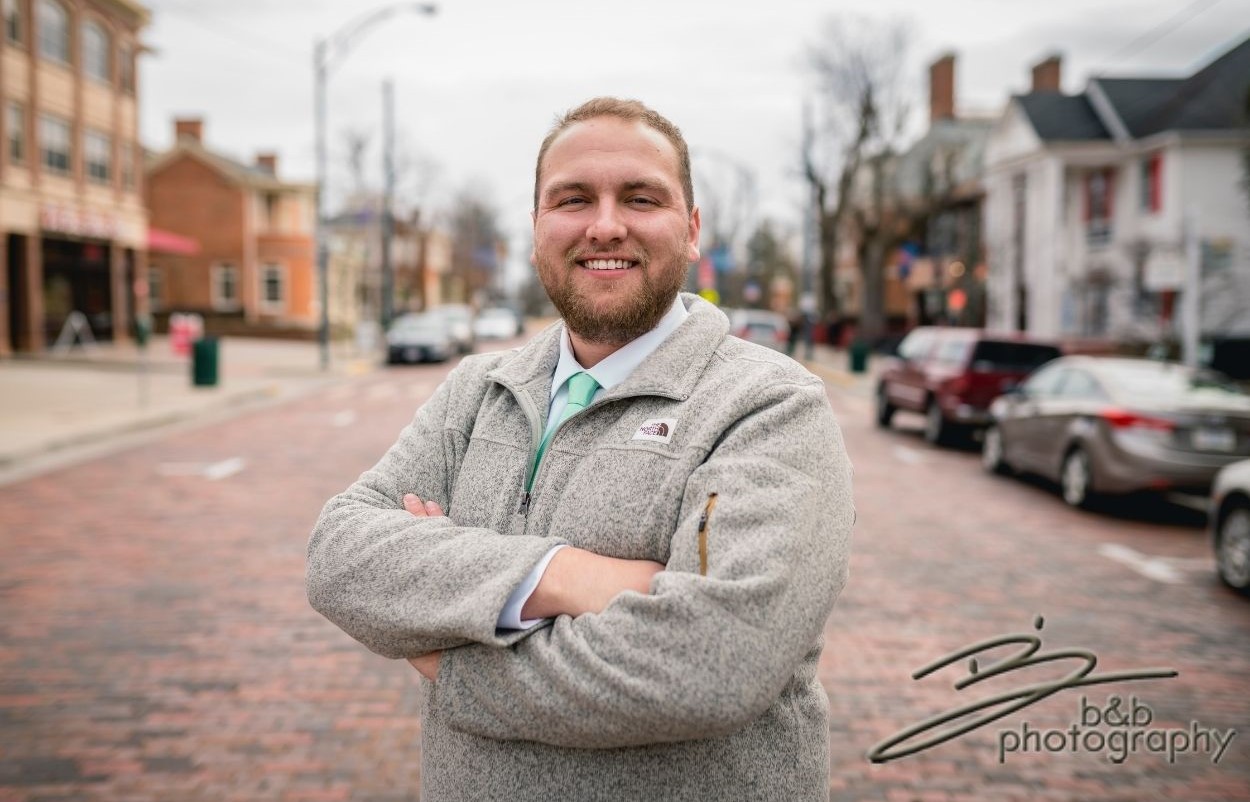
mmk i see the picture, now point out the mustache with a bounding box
[564,246,649,269]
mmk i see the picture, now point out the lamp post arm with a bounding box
[320,3,437,73]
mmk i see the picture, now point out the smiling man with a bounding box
[307,97,855,801]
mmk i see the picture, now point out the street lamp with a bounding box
[314,3,437,371]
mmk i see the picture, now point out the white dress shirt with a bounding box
[496,296,690,629]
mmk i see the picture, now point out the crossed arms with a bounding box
[306,363,853,748]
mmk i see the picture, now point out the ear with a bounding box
[530,209,538,266]
[686,206,702,262]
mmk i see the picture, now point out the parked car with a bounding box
[982,356,1250,508]
[386,313,455,364]
[876,327,1062,445]
[427,304,475,354]
[473,306,524,340]
[728,309,789,352]
[1210,459,1250,597]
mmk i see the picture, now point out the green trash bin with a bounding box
[192,336,219,387]
[849,340,870,374]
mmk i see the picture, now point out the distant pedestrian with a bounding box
[307,97,854,801]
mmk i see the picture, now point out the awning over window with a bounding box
[148,227,201,256]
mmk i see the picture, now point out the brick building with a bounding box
[0,0,150,355]
[145,117,317,338]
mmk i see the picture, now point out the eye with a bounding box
[556,196,588,208]
[627,196,658,207]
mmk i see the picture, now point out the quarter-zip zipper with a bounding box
[491,376,690,517]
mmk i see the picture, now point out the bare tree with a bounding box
[802,15,914,339]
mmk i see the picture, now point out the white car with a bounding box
[1211,459,1250,597]
[473,307,523,340]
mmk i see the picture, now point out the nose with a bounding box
[586,200,627,245]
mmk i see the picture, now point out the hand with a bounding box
[522,547,664,619]
[402,493,444,517]
[407,652,441,681]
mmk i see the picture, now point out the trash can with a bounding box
[192,336,219,387]
[849,340,870,374]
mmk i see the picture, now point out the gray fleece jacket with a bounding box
[306,294,854,801]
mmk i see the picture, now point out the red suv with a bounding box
[875,327,1061,445]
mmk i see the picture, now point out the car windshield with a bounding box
[1097,361,1248,402]
[970,341,1061,371]
[392,317,443,334]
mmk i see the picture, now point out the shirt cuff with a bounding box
[496,544,568,630]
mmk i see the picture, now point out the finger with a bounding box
[403,494,427,517]
[424,500,444,517]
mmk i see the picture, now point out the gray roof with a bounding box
[1014,35,1250,143]
[1092,37,1250,137]
[1014,93,1111,141]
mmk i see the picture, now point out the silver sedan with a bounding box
[982,356,1250,508]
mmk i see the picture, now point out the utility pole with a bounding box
[1181,208,1201,367]
[381,78,396,331]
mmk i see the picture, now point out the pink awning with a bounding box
[148,227,201,256]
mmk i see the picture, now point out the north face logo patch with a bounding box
[632,418,677,444]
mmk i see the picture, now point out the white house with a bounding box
[983,38,1250,346]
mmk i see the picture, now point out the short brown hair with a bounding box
[533,97,695,214]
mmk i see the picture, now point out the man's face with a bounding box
[532,116,701,345]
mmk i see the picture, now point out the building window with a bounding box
[84,129,110,184]
[4,0,23,45]
[1139,153,1162,213]
[147,268,162,312]
[120,142,134,189]
[7,102,25,165]
[39,114,71,175]
[37,0,69,64]
[211,263,240,310]
[1084,168,1115,245]
[260,263,285,311]
[118,42,133,93]
[81,19,110,83]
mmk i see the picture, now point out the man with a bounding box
[307,97,854,801]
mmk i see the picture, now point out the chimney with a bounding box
[174,117,203,143]
[929,53,956,123]
[255,152,278,176]
[1031,55,1062,93]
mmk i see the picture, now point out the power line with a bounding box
[153,1,306,62]
[1097,0,1226,68]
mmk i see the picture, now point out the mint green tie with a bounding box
[529,371,599,488]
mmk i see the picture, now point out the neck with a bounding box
[568,333,624,368]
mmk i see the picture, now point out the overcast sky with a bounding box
[139,0,1250,279]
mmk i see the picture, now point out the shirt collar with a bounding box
[550,295,690,398]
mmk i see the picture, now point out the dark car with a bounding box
[983,357,1250,508]
[386,313,455,364]
[875,327,1062,445]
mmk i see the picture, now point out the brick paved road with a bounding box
[1,360,1247,801]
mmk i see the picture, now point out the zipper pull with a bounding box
[697,492,718,576]
[516,490,531,515]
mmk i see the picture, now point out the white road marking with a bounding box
[1097,543,1205,584]
[332,410,357,427]
[891,445,926,465]
[157,457,246,481]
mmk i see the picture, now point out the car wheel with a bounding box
[982,425,1011,475]
[924,400,950,446]
[875,385,896,428]
[1216,504,1250,596]
[1060,447,1096,508]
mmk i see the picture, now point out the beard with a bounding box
[538,244,689,345]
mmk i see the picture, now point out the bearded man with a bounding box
[307,97,854,802]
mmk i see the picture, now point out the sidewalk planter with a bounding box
[849,340,870,374]
[192,337,220,387]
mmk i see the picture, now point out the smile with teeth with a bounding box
[581,258,637,271]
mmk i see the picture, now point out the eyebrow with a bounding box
[541,179,675,203]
